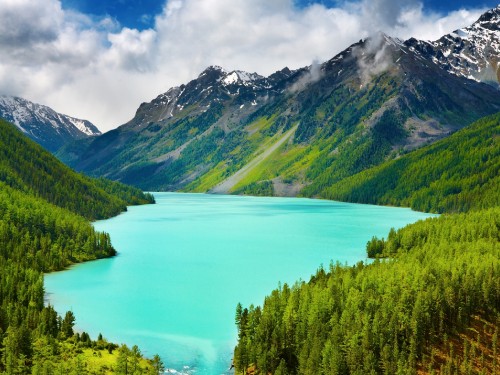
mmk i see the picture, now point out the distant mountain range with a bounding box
[0,96,100,152]
[58,6,500,195]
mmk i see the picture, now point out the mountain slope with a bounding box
[0,118,155,373]
[0,118,153,219]
[210,124,299,193]
[406,5,500,86]
[0,95,101,152]
[59,7,500,196]
[323,111,500,213]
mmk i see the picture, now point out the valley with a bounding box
[45,192,434,375]
[0,3,498,375]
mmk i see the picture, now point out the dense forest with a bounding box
[0,119,154,220]
[0,119,159,373]
[321,112,500,213]
[234,113,500,374]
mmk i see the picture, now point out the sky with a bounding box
[0,0,498,132]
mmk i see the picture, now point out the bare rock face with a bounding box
[406,5,500,87]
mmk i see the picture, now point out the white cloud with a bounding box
[393,6,483,41]
[0,0,61,48]
[106,28,158,72]
[353,32,395,86]
[289,59,324,93]
[0,0,490,131]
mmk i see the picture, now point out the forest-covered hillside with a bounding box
[321,112,500,213]
[234,113,500,374]
[0,119,154,220]
[0,119,159,373]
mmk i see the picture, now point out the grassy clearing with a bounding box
[246,115,277,135]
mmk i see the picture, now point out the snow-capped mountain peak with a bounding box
[221,70,264,86]
[131,66,280,125]
[198,65,227,78]
[66,116,100,136]
[405,7,500,86]
[0,95,100,152]
[476,4,500,28]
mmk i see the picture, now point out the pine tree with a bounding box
[149,354,165,375]
[60,311,75,339]
[116,345,130,375]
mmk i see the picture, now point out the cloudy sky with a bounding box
[0,0,498,132]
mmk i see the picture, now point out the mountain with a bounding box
[406,5,500,86]
[323,111,500,213]
[58,7,500,195]
[0,118,153,219]
[126,65,295,128]
[0,117,155,372]
[0,95,101,152]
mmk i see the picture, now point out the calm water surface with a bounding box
[45,193,435,374]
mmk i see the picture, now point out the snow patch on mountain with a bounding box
[221,70,265,86]
[0,95,100,151]
[67,117,99,136]
[406,6,500,86]
[222,72,239,85]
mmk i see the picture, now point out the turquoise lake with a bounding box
[44,193,435,374]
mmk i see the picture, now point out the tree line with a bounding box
[234,112,500,374]
[322,112,500,213]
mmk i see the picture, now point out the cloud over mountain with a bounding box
[0,0,488,131]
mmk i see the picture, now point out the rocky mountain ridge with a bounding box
[58,6,500,196]
[406,5,500,86]
[129,65,297,128]
[0,95,100,152]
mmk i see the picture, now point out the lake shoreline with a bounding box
[45,193,436,374]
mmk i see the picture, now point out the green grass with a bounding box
[184,161,230,192]
[229,143,315,193]
[79,348,153,374]
[184,116,283,192]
